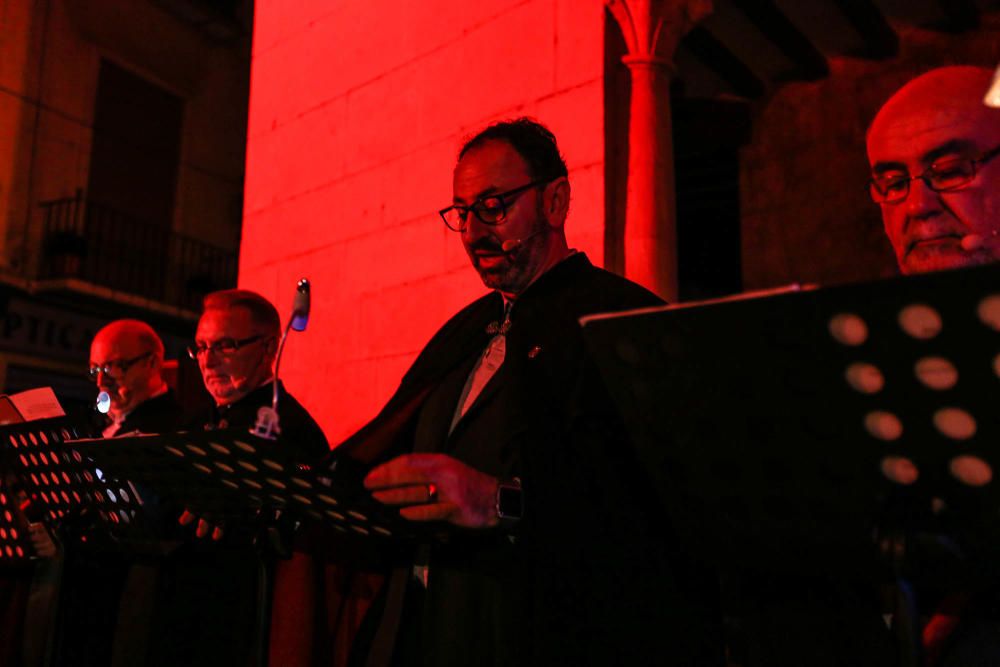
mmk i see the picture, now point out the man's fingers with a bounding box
[211,525,224,541]
[178,509,196,526]
[364,457,431,490]
[195,518,211,538]
[399,502,457,522]
[372,484,438,506]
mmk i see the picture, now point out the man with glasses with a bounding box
[865,65,1000,666]
[48,320,182,667]
[867,65,1000,275]
[188,288,327,462]
[89,319,180,437]
[145,289,328,667]
[332,118,721,666]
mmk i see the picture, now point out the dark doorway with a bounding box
[88,59,183,229]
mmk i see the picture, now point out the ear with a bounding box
[543,176,571,230]
[264,335,280,361]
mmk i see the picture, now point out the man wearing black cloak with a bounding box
[331,118,721,666]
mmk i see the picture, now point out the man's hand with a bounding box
[27,522,58,558]
[178,509,224,541]
[364,454,499,529]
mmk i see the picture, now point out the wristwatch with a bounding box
[495,477,523,528]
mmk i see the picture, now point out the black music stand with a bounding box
[0,478,34,565]
[71,429,411,542]
[583,264,1000,665]
[0,417,171,553]
[581,263,1000,578]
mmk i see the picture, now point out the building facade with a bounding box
[1,0,252,409]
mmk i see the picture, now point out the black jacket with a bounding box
[109,389,183,436]
[340,254,723,666]
[197,380,329,463]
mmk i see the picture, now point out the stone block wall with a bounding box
[242,0,607,444]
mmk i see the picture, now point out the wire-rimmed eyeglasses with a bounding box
[186,334,269,360]
[869,144,1000,204]
[87,352,152,380]
[439,179,550,232]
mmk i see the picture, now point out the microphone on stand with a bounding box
[251,278,311,440]
[291,279,310,331]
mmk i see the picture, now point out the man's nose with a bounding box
[95,370,116,389]
[462,215,490,244]
[906,177,944,221]
[202,349,222,367]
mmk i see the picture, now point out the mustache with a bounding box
[468,238,505,254]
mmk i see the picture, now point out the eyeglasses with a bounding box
[88,352,152,380]
[187,334,269,360]
[869,144,1000,204]
[439,179,550,232]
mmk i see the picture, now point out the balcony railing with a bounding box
[38,191,238,312]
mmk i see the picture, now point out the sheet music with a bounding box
[6,388,65,422]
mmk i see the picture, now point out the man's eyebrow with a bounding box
[871,140,978,176]
[871,161,906,176]
[921,139,977,165]
[454,185,501,205]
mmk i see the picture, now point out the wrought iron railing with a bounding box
[38,190,238,311]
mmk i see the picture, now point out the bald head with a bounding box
[90,320,167,419]
[866,66,1000,274]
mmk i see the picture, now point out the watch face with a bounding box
[498,485,523,519]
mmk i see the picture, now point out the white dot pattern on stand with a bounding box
[845,362,885,394]
[933,408,977,440]
[880,456,919,485]
[950,455,992,487]
[829,313,868,346]
[898,304,942,339]
[977,294,1000,331]
[864,411,903,441]
[914,357,959,390]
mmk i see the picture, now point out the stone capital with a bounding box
[606,0,713,63]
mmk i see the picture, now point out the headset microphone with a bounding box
[961,229,998,251]
[501,229,544,254]
[96,391,111,414]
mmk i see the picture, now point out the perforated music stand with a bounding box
[71,429,411,542]
[0,417,170,553]
[0,478,34,565]
[581,263,1000,579]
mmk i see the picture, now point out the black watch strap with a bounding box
[495,477,523,527]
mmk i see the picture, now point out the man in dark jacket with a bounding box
[90,318,182,437]
[334,118,721,666]
[51,320,184,666]
[146,288,328,667]
[188,288,328,463]
[866,65,1000,666]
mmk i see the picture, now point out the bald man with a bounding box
[89,319,181,437]
[867,65,1000,275]
[52,321,185,667]
[865,65,1000,666]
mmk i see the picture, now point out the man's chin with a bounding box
[903,245,989,274]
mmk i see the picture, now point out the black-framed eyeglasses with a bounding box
[439,179,550,232]
[869,144,1000,204]
[87,352,152,380]
[186,334,269,360]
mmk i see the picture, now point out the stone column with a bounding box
[606,0,712,301]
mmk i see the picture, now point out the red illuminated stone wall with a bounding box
[741,17,1000,290]
[242,1,607,444]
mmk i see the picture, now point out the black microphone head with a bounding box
[291,278,310,331]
